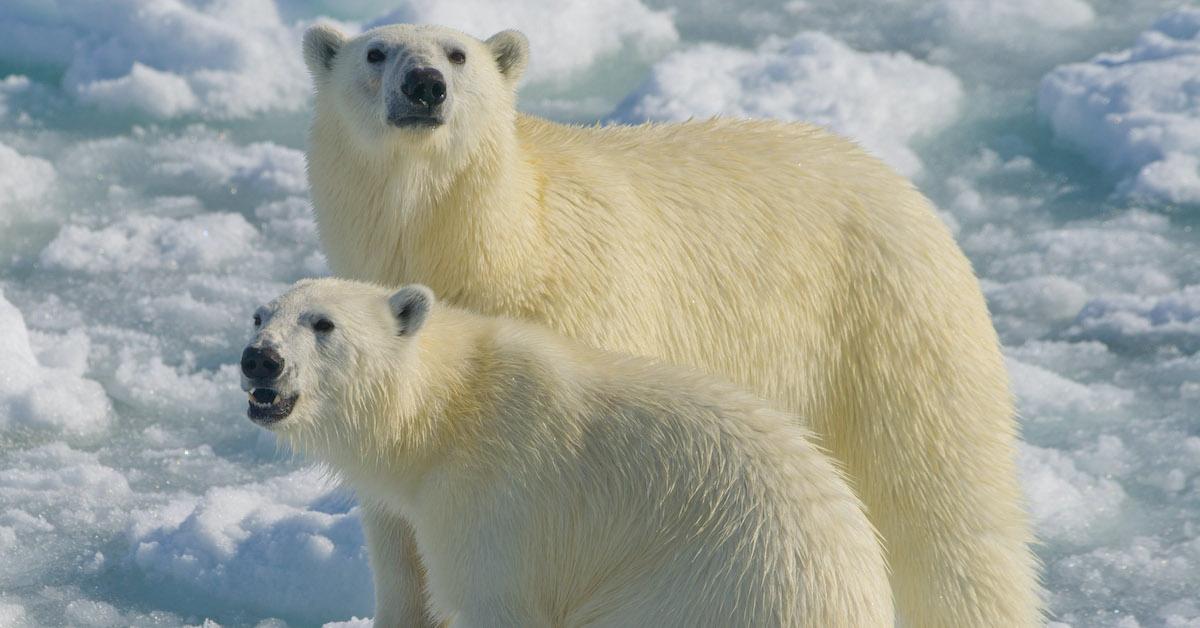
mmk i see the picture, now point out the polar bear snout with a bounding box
[240,343,299,425]
[241,345,284,381]
[387,67,447,128]
[400,68,446,108]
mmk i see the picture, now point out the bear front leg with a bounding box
[361,503,440,628]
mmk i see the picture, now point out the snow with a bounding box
[0,141,55,212]
[614,32,963,177]
[1070,286,1200,354]
[920,0,1095,41]
[0,0,311,119]
[0,0,1196,626]
[1039,7,1200,204]
[130,469,373,620]
[365,0,678,85]
[0,291,111,434]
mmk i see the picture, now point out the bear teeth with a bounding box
[249,388,280,407]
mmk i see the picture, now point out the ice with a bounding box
[1018,442,1127,543]
[1007,357,1133,424]
[1038,7,1200,204]
[613,32,963,176]
[0,290,110,434]
[322,619,372,628]
[130,468,373,621]
[0,443,132,597]
[0,141,55,216]
[0,603,26,626]
[41,213,261,274]
[1070,285,1200,354]
[0,0,310,119]
[0,0,1197,625]
[919,0,1095,42]
[57,129,309,201]
[366,0,678,85]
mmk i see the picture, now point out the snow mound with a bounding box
[1038,7,1200,204]
[0,0,309,119]
[1050,536,1200,626]
[0,290,110,434]
[130,468,373,621]
[0,141,55,210]
[41,213,261,274]
[323,618,372,628]
[59,129,308,200]
[920,0,1094,42]
[1070,285,1200,354]
[366,0,678,85]
[1008,357,1132,424]
[0,602,25,627]
[613,32,963,177]
[0,443,132,587]
[1018,443,1126,542]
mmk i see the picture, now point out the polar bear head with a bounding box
[303,22,528,156]
[239,279,434,449]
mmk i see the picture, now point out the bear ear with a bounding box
[304,23,347,78]
[388,284,435,337]
[485,30,529,84]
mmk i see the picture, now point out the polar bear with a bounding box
[302,23,1040,627]
[240,278,892,627]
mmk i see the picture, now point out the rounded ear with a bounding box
[304,23,347,78]
[388,284,435,336]
[485,30,529,85]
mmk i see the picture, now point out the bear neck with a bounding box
[310,108,547,313]
[327,308,500,509]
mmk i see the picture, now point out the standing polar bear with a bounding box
[241,278,892,627]
[303,23,1040,627]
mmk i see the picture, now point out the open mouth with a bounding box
[246,387,298,425]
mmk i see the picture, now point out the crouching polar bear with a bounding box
[240,278,892,627]
[303,23,1039,627]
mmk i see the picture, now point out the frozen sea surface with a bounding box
[0,0,1198,626]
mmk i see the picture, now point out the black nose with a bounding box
[241,346,284,380]
[400,67,446,107]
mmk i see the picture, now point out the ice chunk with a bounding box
[0,141,55,210]
[1018,443,1126,542]
[40,213,261,274]
[0,290,110,434]
[1049,535,1200,626]
[614,32,963,177]
[1038,8,1200,204]
[920,0,1094,41]
[58,129,308,201]
[366,0,678,85]
[1069,285,1200,354]
[0,443,132,589]
[1008,357,1132,424]
[0,0,309,119]
[130,468,373,621]
[323,618,373,628]
[0,602,25,626]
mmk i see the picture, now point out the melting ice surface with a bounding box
[0,0,1198,625]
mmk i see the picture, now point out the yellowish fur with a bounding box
[257,278,893,628]
[305,24,1040,627]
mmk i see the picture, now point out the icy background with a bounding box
[0,0,1197,625]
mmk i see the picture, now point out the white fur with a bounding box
[247,278,893,627]
[305,23,1041,627]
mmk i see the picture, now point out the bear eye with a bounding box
[367,48,386,64]
[313,318,335,333]
[253,314,261,327]
[448,50,466,65]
